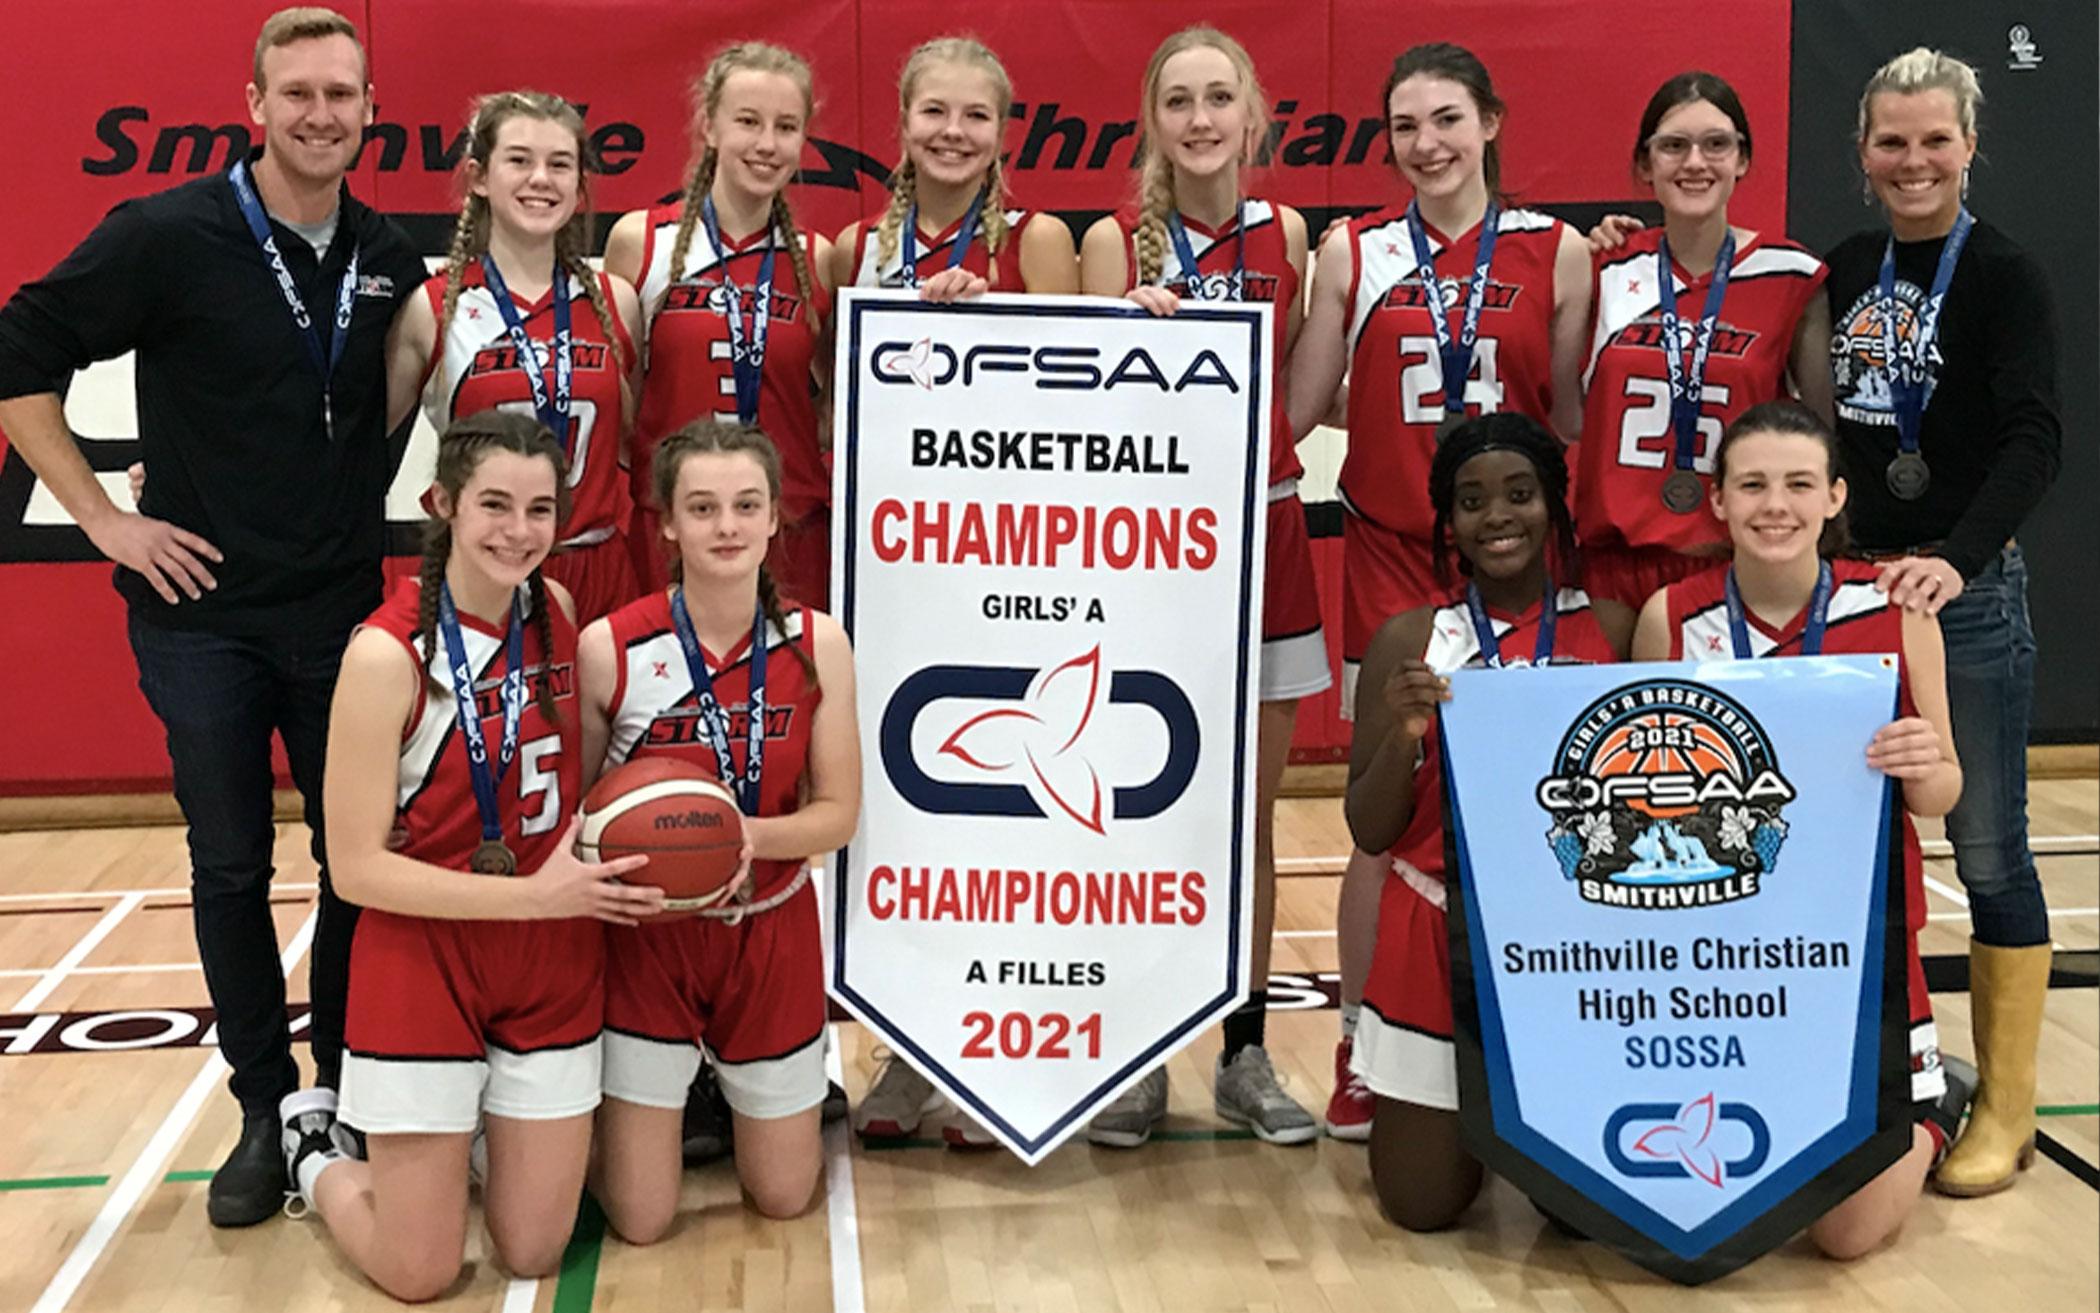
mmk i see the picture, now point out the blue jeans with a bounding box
[129,616,363,1115]
[1937,545,2049,947]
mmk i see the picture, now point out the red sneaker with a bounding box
[1324,1038,1373,1142]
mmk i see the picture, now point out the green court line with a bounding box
[551,1193,607,1313]
[2039,1104,2100,1117]
[163,1169,213,1182]
[0,1174,108,1192]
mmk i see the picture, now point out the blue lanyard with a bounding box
[1656,232,1735,473]
[1465,578,1557,668]
[669,587,769,815]
[1878,208,1972,456]
[1165,204,1245,301]
[1724,561,1832,658]
[228,159,359,441]
[700,196,775,425]
[436,582,526,844]
[477,256,573,450]
[901,187,985,288]
[1405,201,1500,424]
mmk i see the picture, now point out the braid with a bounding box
[666,148,718,287]
[771,191,822,338]
[977,156,1011,283]
[565,254,629,373]
[414,522,451,680]
[1133,147,1176,287]
[437,195,485,349]
[757,565,819,684]
[874,156,916,274]
[526,569,560,723]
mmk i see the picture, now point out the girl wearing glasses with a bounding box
[1576,72,1832,610]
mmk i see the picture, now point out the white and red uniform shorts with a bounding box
[1260,487,1332,703]
[546,529,642,626]
[602,878,828,1120]
[340,911,606,1133]
[1578,541,1718,614]
[1339,513,1438,719]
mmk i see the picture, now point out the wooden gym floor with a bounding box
[1,780,2094,1312]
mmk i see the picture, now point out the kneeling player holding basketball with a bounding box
[1346,415,1632,1231]
[578,419,860,1239]
[1633,400,1968,1259]
[280,411,660,1302]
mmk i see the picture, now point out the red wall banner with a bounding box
[0,0,1789,793]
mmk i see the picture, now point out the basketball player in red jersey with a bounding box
[603,44,835,606]
[1633,400,1970,1259]
[578,420,860,1238]
[383,92,643,624]
[1075,24,1329,1148]
[1347,413,1629,1231]
[277,411,659,1302]
[1287,42,1593,1144]
[828,36,1078,300]
[1577,72,1831,610]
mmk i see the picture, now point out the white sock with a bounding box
[295,1144,346,1206]
[1340,1002,1361,1040]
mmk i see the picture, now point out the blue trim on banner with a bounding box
[828,295,1271,1157]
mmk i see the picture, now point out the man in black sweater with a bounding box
[0,8,424,1226]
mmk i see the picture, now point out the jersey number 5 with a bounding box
[517,734,562,837]
[1397,335,1503,424]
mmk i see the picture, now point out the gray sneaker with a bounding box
[1087,1067,1169,1148]
[1213,1046,1319,1145]
[853,1052,941,1139]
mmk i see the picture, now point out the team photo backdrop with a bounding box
[0,0,2090,795]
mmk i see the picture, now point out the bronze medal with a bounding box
[471,839,517,875]
[1660,469,1705,515]
[1885,451,1930,501]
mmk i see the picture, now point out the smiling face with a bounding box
[902,60,1004,194]
[1712,430,1846,568]
[1387,73,1498,205]
[1861,88,1976,236]
[438,450,561,589]
[246,33,371,189]
[470,114,581,242]
[704,69,808,202]
[1450,449,1549,581]
[1639,98,1748,224]
[1150,44,1255,182]
[664,451,779,582]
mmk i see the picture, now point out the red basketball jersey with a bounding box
[361,576,581,873]
[1340,206,1564,538]
[633,205,831,520]
[1579,231,1826,553]
[419,264,635,546]
[1389,587,1620,880]
[1116,199,1301,487]
[602,590,823,899]
[848,204,1033,291]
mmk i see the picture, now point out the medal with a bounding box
[1885,450,1931,500]
[1406,200,1501,439]
[1661,469,1706,515]
[471,840,517,875]
[437,582,527,876]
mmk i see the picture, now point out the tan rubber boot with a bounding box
[1933,940,2052,1197]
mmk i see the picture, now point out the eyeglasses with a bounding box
[1648,131,1743,160]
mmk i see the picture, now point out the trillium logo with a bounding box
[938,647,1112,833]
[1604,1094,1771,1188]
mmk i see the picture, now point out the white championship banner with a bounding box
[830,290,1270,1162]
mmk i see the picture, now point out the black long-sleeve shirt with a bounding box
[1825,217,2062,580]
[0,155,424,634]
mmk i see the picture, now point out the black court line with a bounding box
[2036,1132,2100,1192]
[1923,949,2098,994]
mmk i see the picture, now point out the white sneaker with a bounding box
[1213,1046,1319,1145]
[853,1052,941,1139]
[1087,1067,1169,1148]
[278,1088,345,1214]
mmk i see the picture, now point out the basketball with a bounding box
[576,758,745,915]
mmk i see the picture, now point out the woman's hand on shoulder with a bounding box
[1586,214,1646,253]
[520,814,663,925]
[1875,554,1964,616]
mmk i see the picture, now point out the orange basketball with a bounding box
[576,758,744,916]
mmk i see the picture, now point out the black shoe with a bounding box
[821,1080,849,1125]
[681,1067,735,1165]
[1926,1052,1979,1161]
[209,1111,289,1228]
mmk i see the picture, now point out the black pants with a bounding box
[129,614,362,1117]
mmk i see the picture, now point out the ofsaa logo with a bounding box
[1534,679,1795,909]
[868,337,1240,393]
[1604,1094,1771,1188]
[879,646,1197,834]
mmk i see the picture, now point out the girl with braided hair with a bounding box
[1075,24,1330,1149]
[604,43,836,608]
[828,36,1076,301]
[1346,413,1629,1233]
[278,409,661,1302]
[383,90,643,624]
[578,420,860,1237]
